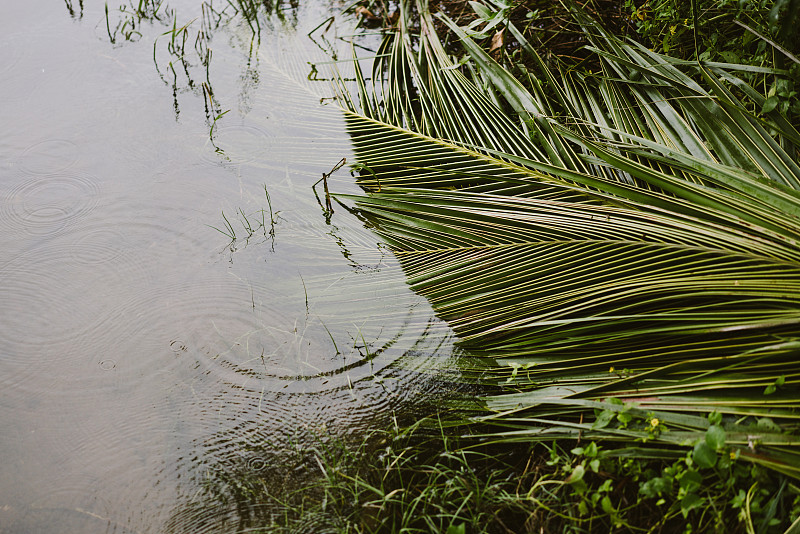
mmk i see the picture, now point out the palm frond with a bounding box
[327,0,800,473]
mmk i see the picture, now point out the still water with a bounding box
[0,2,457,532]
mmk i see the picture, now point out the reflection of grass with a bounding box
[104,0,168,44]
[103,0,232,123]
[209,312,324,381]
[103,0,308,129]
[208,209,238,240]
[313,158,347,223]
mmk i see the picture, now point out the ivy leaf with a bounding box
[617,412,633,426]
[757,417,781,432]
[640,476,671,498]
[601,495,615,515]
[578,500,589,516]
[681,493,704,517]
[764,375,785,395]
[584,442,599,458]
[705,425,726,450]
[679,470,703,493]
[566,464,586,484]
[693,441,717,469]
[592,409,616,429]
[730,489,747,509]
[762,95,779,113]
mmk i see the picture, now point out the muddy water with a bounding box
[0,2,457,532]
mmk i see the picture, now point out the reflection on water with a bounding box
[0,2,457,532]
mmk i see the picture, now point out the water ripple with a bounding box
[0,171,100,236]
[18,139,80,175]
[0,246,123,356]
[71,227,128,265]
[0,35,25,75]
[200,124,273,165]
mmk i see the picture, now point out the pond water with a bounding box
[0,2,458,532]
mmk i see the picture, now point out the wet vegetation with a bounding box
[89,0,800,531]
[227,419,797,533]
[314,0,800,531]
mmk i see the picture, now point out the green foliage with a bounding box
[308,0,800,527]
[624,0,799,59]
[328,0,800,478]
[197,418,798,533]
[534,425,797,532]
[623,0,800,129]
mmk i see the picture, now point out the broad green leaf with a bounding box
[679,470,703,493]
[705,425,726,450]
[600,495,615,514]
[681,493,705,517]
[693,441,717,469]
[764,95,780,113]
[566,463,586,484]
[592,410,616,429]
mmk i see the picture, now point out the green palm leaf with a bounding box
[327,0,800,473]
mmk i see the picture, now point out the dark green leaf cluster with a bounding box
[621,0,800,130]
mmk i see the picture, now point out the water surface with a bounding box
[0,2,456,532]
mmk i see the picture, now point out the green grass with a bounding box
[206,415,798,533]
